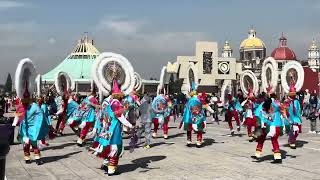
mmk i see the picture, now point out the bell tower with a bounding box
[308,39,320,72]
[222,41,233,58]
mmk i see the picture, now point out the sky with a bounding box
[0,0,320,83]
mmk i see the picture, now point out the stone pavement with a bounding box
[5,116,320,180]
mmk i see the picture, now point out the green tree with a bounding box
[4,73,12,94]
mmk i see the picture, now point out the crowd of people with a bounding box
[3,80,320,175]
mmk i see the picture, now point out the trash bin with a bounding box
[0,123,10,180]
[0,117,14,145]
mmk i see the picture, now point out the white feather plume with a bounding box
[15,58,37,98]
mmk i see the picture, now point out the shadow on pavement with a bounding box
[203,138,225,146]
[167,132,184,139]
[221,133,246,137]
[251,149,297,163]
[43,142,77,151]
[151,142,174,148]
[283,140,308,148]
[118,155,166,174]
[42,151,82,164]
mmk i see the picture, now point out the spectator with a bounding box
[308,105,319,134]
[210,93,219,124]
[303,89,310,116]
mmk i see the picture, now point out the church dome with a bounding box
[240,29,266,49]
[271,34,296,60]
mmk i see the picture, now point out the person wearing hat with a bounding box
[93,79,133,176]
[253,84,286,163]
[76,89,99,146]
[151,88,172,139]
[19,84,49,165]
[241,87,258,142]
[181,84,214,148]
[286,83,302,149]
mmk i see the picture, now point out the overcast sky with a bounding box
[0,0,319,83]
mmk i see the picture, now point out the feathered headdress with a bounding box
[112,78,124,99]
[189,82,197,97]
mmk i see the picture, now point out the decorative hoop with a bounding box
[35,74,42,97]
[92,52,135,96]
[240,70,259,96]
[261,57,278,93]
[220,79,232,104]
[281,61,304,93]
[134,72,142,91]
[55,71,74,96]
[186,62,198,91]
[15,58,37,98]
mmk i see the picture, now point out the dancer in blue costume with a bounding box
[37,95,53,148]
[151,90,172,139]
[93,79,133,176]
[285,83,302,149]
[181,84,213,148]
[15,58,49,165]
[123,90,140,133]
[67,95,86,135]
[90,95,112,150]
[225,93,243,136]
[241,87,258,142]
[76,90,99,146]
[253,85,287,163]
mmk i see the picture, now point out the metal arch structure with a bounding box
[55,71,75,96]
[92,52,135,96]
[240,70,259,96]
[15,58,37,99]
[281,61,305,93]
[261,57,278,93]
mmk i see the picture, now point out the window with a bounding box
[247,52,252,60]
[256,51,261,59]
[203,52,213,74]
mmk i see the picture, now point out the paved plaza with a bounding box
[5,116,320,180]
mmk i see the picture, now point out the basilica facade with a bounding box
[162,28,320,96]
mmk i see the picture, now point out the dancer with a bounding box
[253,86,286,163]
[151,90,171,139]
[94,79,133,175]
[54,94,68,135]
[181,86,213,147]
[77,90,99,146]
[37,95,53,148]
[241,88,258,142]
[90,95,112,150]
[68,95,86,135]
[123,89,140,133]
[15,59,49,165]
[286,83,302,149]
[225,94,243,136]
